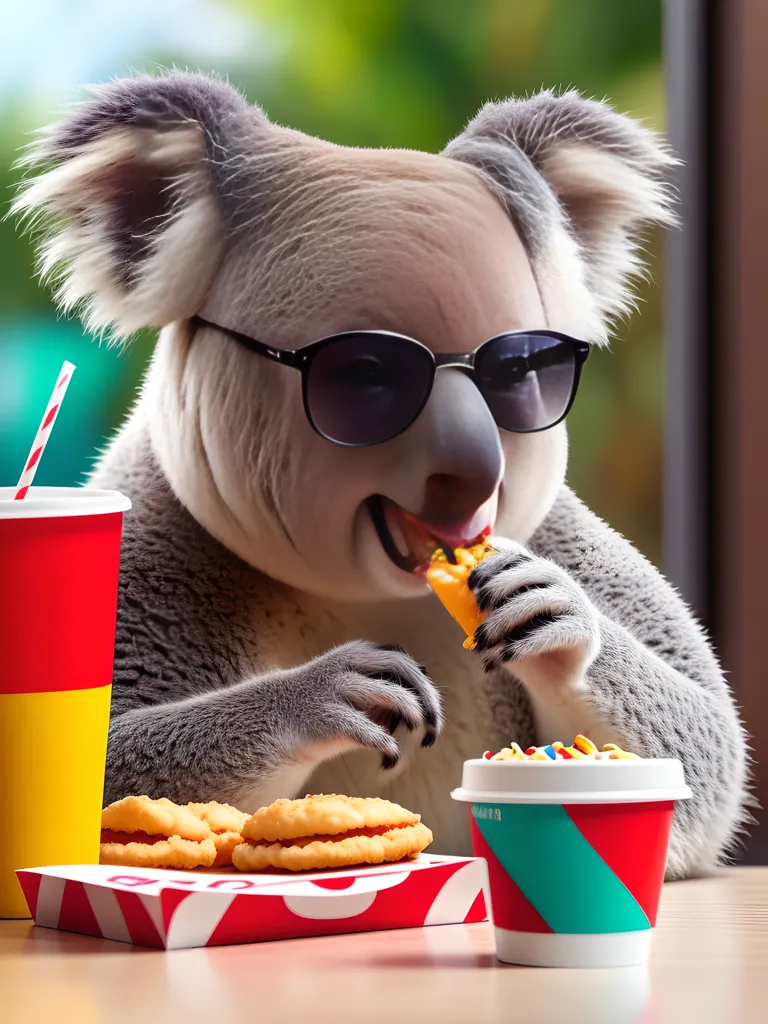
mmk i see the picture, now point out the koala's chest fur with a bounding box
[245,583,534,855]
[96,434,534,856]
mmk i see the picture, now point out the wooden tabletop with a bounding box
[2,866,767,1023]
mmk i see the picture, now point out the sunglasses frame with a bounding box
[189,315,590,447]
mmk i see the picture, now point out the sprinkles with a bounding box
[482,734,640,762]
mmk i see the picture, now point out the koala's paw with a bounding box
[298,640,444,771]
[468,543,600,689]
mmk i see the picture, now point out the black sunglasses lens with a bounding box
[474,333,578,431]
[306,334,434,445]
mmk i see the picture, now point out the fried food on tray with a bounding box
[232,794,433,872]
[186,801,250,867]
[99,834,218,869]
[187,800,250,835]
[100,795,218,869]
[102,795,211,840]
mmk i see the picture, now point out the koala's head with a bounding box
[14,72,674,601]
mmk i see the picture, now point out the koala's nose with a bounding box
[403,369,504,523]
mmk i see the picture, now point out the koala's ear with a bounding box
[444,89,677,334]
[12,72,258,339]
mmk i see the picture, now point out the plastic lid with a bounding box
[0,486,131,519]
[451,757,691,805]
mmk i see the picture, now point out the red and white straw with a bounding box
[14,360,76,500]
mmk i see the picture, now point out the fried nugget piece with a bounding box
[187,801,250,867]
[207,831,243,868]
[187,801,249,834]
[100,836,217,869]
[102,796,211,841]
[242,794,420,843]
[233,794,433,872]
[100,795,216,869]
[233,822,433,872]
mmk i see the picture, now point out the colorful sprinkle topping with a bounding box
[484,735,640,761]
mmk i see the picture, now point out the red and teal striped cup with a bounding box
[452,757,691,967]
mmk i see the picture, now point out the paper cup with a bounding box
[452,757,691,968]
[0,487,130,918]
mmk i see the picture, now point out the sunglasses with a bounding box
[189,316,590,447]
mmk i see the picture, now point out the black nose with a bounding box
[403,371,503,524]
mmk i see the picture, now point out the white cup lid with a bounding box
[452,757,691,805]
[0,486,131,519]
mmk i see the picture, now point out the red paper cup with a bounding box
[0,487,130,917]
[452,757,691,967]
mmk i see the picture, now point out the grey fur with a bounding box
[25,71,266,234]
[444,89,677,333]
[95,432,444,807]
[479,491,749,879]
[91,428,748,877]
[15,72,749,880]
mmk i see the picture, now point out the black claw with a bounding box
[468,553,528,597]
[500,612,560,661]
[421,730,437,748]
[466,565,484,593]
[482,653,502,674]
[472,621,492,651]
[381,753,399,771]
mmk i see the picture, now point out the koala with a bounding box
[13,71,749,879]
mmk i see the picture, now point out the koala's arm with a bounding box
[105,640,441,808]
[526,487,750,879]
[95,434,442,808]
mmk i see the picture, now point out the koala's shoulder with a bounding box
[530,485,643,580]
[93,428,286,697]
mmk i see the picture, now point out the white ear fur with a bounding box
[445,89,678,343]
[540,144,676,328]
[12,122,224,340]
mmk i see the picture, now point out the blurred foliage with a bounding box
[0,0,666,565]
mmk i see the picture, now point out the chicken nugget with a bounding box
[187,801,250,867]
[100,836,217,869]
[242,794,420,843]
[233,822,433,872]
[102,795,211,841]
[233,794,432,872]
[100,795,215,869]
[187,800,249,834]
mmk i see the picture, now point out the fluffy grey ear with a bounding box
[12,72,260,339]
[444,89,677,340]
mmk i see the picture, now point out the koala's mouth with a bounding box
[367,495,490,575]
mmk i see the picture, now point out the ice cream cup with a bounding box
[452,757,691,968]
[0,487,130,918]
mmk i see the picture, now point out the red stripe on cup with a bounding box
[565,802,674,926]
[469,817,552,933]
[0,513,124,694]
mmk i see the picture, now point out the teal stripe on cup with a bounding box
[471,803,650,934]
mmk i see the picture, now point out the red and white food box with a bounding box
[16,854,488,950]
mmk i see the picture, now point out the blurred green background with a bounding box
[0,0,666,565]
